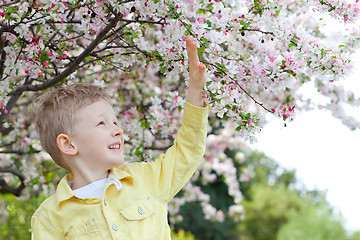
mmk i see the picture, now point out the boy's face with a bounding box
[69,99,125,170]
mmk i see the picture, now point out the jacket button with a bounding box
[112,224,119,231]
[138,207,144,215]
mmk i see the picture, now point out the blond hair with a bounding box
[34,84,110,170]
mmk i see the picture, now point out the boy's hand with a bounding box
[186,37,207,107]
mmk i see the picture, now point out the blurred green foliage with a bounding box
[171,228,196,240]
[0,193,46,240]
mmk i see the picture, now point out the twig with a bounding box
[204,61,273,113]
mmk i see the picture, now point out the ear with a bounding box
[56,133,78,156]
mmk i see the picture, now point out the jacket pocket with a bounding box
[64,218,103,240]
[119,196,158,239]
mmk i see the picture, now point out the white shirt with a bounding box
[71,173,122,199]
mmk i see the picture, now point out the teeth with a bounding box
[109,144,120,149]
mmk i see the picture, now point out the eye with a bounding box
[97,121,105,126]
[113,121,118,126]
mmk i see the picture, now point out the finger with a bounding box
[198,63,207,78]
[199,63,206,71]
[186,37,200,67]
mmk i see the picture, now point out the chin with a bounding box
[114,158,124,167]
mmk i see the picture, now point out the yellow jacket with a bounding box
[31,101,210,240]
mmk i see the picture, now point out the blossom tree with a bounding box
[0,0,359,224]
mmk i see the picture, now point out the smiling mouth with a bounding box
[108,143,121,149]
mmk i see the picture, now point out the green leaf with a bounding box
[200,37,209,48]
[288,42,297,48]
[7,6,14,13]
[135,146,143,156]
[197,46,205,58]
[39,53,48,63]
[160,67,166,74]
[36,24,41,34]
[215,62,226,70]
[320,48,325,58]
[97,60,101,65]
[328,6,336,12]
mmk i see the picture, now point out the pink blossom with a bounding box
[197,17,204,23]
[282,113,289,119]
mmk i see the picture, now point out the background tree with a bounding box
[0,0,359,229]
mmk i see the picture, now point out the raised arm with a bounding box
[185,37,207,107]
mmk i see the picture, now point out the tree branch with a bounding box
[0,167,26,196]
[11,15,121,95]
[0,33,6,81]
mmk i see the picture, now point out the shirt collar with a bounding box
[55,173,76,209]
[110,167,134,184]
[55,168,134,208]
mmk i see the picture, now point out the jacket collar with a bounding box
[55,168,134,208]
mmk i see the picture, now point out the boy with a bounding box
[31,37,210,239]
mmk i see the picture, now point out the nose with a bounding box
[112,124,124,137]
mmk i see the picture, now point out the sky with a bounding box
[252,52,360,232]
